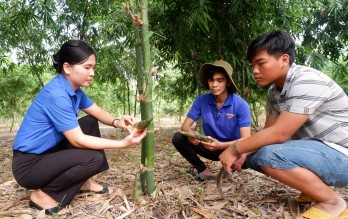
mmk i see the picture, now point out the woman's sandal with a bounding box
[29,200,60,216]
[79,186,109,194]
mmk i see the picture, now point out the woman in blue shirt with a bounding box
[12,40,146,215]
[172,60,251,181]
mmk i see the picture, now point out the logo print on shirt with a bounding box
[226,113,234,119]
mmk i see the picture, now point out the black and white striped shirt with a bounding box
[266,63,348,155]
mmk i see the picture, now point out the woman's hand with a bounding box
[201,137,226,151]
[117,115,136,129]
[122,128,147,147]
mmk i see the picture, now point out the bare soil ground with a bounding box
[1,125,347,219]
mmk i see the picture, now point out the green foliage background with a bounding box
[1,0,348,129]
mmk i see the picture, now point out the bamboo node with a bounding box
[137,94,147,103]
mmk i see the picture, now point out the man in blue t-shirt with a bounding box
[172,60,251,181]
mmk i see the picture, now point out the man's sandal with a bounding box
[195,172,214,182]
[295,193,315,203]
[301,207,348,219]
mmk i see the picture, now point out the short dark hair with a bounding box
[247,30,295,65]
[52,40,96,73]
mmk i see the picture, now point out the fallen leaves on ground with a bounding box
[1,126,348,219]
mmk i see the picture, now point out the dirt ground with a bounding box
[1,125,347,219]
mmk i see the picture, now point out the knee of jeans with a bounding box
[245,147,277,172]
[254,146,278,160]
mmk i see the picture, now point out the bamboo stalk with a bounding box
[139,0,156,196]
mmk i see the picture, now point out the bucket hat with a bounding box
[199,60,238,93]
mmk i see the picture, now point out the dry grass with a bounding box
[1,125,348,219]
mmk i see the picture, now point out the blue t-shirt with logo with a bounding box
[187,93,251,142]
[13,74,93,154]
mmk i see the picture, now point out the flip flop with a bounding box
[295,193,315,203]
[29,200,60,216]
[301,206,348,219]
[339,210,348,218]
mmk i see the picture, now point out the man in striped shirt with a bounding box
[217,30,348,218]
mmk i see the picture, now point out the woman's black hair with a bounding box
[52,40,96,73]
[247,30,295,65]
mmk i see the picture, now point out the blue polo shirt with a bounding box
[13,74,93,154]
[187,93,251,142]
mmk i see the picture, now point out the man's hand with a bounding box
[188,136,201,145]
[231,154,246,172]
[219,146,238,175]
[201,137,226,151]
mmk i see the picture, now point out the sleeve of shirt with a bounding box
[285,74,332,114]
[236,97,252,127]
[44,94,79,132]
[79,91,94,109]
[187,95,202,121]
